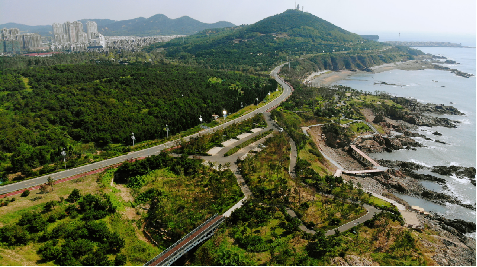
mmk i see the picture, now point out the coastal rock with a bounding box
[355,135,422,154]
[329,255,375,266]
[420,214,476,266]
[392,96,465,115]
[431,166,476,186]
[431,213,477,235]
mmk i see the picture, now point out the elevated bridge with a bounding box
[145,214,225,266]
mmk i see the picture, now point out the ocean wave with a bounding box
[423,145,448,152]
[465,233,476,239]
[409,159,432,168]
[443,180,473,205]
[449,174,471,185]
[458,118,471,125]
[449,162,461,166]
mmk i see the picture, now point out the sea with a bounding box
[332,46,476,236]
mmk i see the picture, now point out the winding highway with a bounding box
[0,64,293,197]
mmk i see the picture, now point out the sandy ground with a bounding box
[308,59,435,87]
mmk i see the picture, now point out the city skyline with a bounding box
[1,0,475,38]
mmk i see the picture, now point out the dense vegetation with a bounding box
[112,152,244,249]
[0,149,244,265]
[0,189,126,265]
[0,62,276,182]
[180,133,425,266]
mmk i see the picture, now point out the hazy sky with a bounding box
[1,0,475,37]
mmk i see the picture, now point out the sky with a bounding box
[1,0,476,40]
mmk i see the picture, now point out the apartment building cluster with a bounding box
[51,21,105,51]
[1,28,42,53]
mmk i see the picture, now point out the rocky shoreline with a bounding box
[363,161,476,210]
[432,60,474,78]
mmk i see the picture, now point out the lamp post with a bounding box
[241,102,243,108]
[165,124,169,138]
[61,148,66,169]
[199,115,203,124]
[256,98,259,105]
[223,109,227,120]
[131,132,135,147]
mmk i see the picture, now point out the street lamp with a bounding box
[199,115,203,124]
[223,110,227,120]
[256,98,259,105]
[241,102,243,108]
[61,148,66,169]
[131,132,136,147]
[165,124,169,138]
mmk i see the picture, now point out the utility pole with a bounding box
[131,132,135,147]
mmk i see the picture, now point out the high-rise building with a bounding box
[52,20,105,51]
[1,28,42,52]
[86,21,98,40]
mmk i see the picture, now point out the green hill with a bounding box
[144,9,376,71]
[1,15,234,37]
[97,14,235,36]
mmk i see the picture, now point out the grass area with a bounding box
[21,77,32,91]
[240,133,293,196]
[302,195,367,231]
[297,142,331,177]
[0,173,101,227]
[368,196,393,208]
[348,122,372,135]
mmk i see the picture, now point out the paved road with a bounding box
[0,64,293,196]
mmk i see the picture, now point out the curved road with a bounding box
[0,64,293,196]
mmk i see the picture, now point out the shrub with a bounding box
[21,190,30,197]
[114,254,127,266]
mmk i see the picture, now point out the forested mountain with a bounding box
[97,14,235,36]
[0,23,52,36]
[144,9,375,71]
[1,15,234,37]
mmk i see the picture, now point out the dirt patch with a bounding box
[122,206,141,221]
[360,108,375,123]
[113,183,134,203]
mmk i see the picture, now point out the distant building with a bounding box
[360,35,379,42]
[52,20,104,51]
[1,27,42,52]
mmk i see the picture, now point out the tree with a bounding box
[40,184,49,194]
[47,176,54,190]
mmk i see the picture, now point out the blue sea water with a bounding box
[333,47,476,226]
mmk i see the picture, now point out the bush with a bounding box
[66,189,81,203]
[114,254,127,266]
[21,189,30,197]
